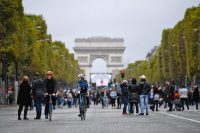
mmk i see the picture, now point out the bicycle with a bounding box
[46,94,53,121]
[79,93,87,120]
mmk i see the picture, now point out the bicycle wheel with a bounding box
[83,109,86,120]
[49,104,52,121]
[81,108,84,120]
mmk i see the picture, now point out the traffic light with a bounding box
[120,70,125,79]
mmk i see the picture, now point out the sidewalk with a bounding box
[0,104,17,108]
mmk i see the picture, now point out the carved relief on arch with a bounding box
[110,56,122,63]
[77,56,88,63]
[90,55,109,65]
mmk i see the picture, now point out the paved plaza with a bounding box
[0,105,200,133]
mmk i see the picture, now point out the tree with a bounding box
[119,6,200,84]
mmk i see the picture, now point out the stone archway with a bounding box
[73,36,125,82]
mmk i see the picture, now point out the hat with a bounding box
[140,75,146,79]
[122,80,128,84]
[77,74,85,78]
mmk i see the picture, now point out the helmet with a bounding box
[77,74,85,78]
[122,80,128,84]
[140,75,146,79]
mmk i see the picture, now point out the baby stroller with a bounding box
[174,98,182,111]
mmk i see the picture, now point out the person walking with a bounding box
[153,83,160,111]
[120,80,128,115]
[165,81,175,112]
[149,88,154,111]
[138,75,151,115]
[67,90,73,108]
[179,85,189,111]
[57,89,65,108]
[44,71,57,119]
[192,84,199,110]
[103,90,109,108]
[17,76,32,120]
[128,77,139,116]
[110,87,117,108]
[31,72,45,120]
[116,84,122,109]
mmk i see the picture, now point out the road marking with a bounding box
[160,112,200,124]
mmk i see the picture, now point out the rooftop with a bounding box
[75,36,124,42]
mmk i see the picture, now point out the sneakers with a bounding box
[18,117,22,120]
[146,113,149,115]
[34,117,41,120]
[23,117,29,120]
[139,113,144,115]
[122,113,128,115]
[129,113,133,116]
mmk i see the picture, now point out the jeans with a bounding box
[102,96,108,108]
[34,96,43,118]
[140,95,149,114]
[167,98,173,111]
[111,98,116,108]
[57,97,64,107]
[122,97,128,113]
[181,98,189,110]
[117,97,122,109]
[194,101,199,110]
[153,100,159,111]
[73,98,78,107]
[129,102,139,114]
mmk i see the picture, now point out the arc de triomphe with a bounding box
[73,37,125,82]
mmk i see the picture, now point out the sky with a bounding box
[23,0,199,73]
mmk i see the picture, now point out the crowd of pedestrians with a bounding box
[16,71,200,120]
[90,75,200,116]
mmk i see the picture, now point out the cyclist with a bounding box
[44,71,57,119]
[77,74,88,117]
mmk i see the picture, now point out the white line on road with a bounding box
[160,112,200,124]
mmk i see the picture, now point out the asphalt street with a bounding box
[0,105,200,133]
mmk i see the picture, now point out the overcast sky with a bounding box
[23,0,199,72]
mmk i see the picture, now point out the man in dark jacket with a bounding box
[138,75,151,115]
[44,71,57,119]
[32,72,44,119]
[165,81,175,111]
[192,84,199,110]
[120,80,128,115]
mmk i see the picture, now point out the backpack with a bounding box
[78,80,87,90]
